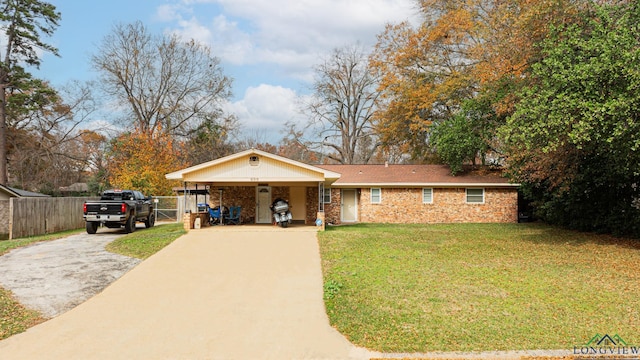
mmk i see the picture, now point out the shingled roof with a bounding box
[315,164,517,187]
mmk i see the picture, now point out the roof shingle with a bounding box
[315,164,515,186]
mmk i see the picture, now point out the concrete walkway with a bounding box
[0,226,372,359]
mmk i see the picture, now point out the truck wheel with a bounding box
[86,222,98,234]
[124,215,136,233]
[145,213,155,228]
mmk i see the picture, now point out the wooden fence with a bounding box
[6,197,97,240]
[0,196,183,240]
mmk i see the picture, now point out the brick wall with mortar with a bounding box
[324,187,517,224]
[305,187,319,224]
[188,185,516,226]
[207,186,257,224]
[205,186,290,224]
[324,188,342,225]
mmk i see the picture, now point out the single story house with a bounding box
[165,149,519,227]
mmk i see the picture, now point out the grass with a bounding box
[319,223,640,352]
[0,287,44,340]
[105,223,186,259]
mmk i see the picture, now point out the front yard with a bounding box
[319,223,640,352]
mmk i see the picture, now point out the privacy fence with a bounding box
[0,196,182,240]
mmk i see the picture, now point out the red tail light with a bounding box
[83,203,87,214]
[121,203,127,214]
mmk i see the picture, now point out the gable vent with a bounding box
[249,155,260,166]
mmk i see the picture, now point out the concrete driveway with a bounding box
[0,226,372,359]
[0,227,140,318]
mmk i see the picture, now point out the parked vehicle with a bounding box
[270,198,292,228]
[83,190,155,234]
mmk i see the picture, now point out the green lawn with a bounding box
[105,222,186,259]
[319,223,640,352]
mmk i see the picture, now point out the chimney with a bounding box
[385,161,388,168]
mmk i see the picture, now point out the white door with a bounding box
[256,186,272,223]
[341,189,357,222]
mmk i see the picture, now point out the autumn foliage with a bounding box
[106,129,184,196]
[370,0,580,157]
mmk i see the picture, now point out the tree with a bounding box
[91,21,233,138]
[303,45,381,164]
[182,114,237,166]
[0,0,60,185]
[106,130,184,196]
[77,129,109,194]
[501,2,640,236]
[370,0,579,162]
[6,80,97,193]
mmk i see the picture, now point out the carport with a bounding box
[165,149,341,228]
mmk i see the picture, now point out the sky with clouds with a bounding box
[34,0,420,142]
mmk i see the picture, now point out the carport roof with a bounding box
[165,148,341,184]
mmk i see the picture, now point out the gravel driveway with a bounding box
[0,227,140,318]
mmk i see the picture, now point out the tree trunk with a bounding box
[0,86,7,185]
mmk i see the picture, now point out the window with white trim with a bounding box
[323,187,331,203]
[466,188,485,203]
[422,188,433,204]
[370,188,381,204]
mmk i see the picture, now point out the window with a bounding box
[466,188,485,203]
[371,188,381,204]
[323,187,331,204]
[422,188,433,204]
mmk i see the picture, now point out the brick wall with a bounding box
[325,187,517,224]
[190,185,517,225]
[204,186,291,224]
[208,186,256,224]
[306,187,319,224]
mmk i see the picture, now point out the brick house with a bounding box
[166,149,519,228]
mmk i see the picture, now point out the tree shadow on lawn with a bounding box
[515,222,640,250]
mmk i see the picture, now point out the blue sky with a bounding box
[34,0,419,142]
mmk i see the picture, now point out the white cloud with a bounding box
[156,0,419,144]
[165,0,419,78]
[224,84,307,142]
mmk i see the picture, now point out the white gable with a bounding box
[166,149,340,184]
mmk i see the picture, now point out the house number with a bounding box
[250,177,259,181]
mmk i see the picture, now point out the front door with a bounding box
[341,189,357,222]
[290,186,306,223]
[256,186,272,223]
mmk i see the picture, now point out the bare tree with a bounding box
[91,21,233,138]
[8,80,98,192]
[303,45,381,164]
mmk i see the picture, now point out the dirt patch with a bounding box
[0,228,140,318]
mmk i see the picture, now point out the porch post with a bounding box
[317,181,325,231]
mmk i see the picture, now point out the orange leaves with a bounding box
[371,0,582,157]
[106,130,184,196]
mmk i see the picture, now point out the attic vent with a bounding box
[249,156,259,166]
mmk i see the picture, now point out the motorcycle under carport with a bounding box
[270,198,292,228]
